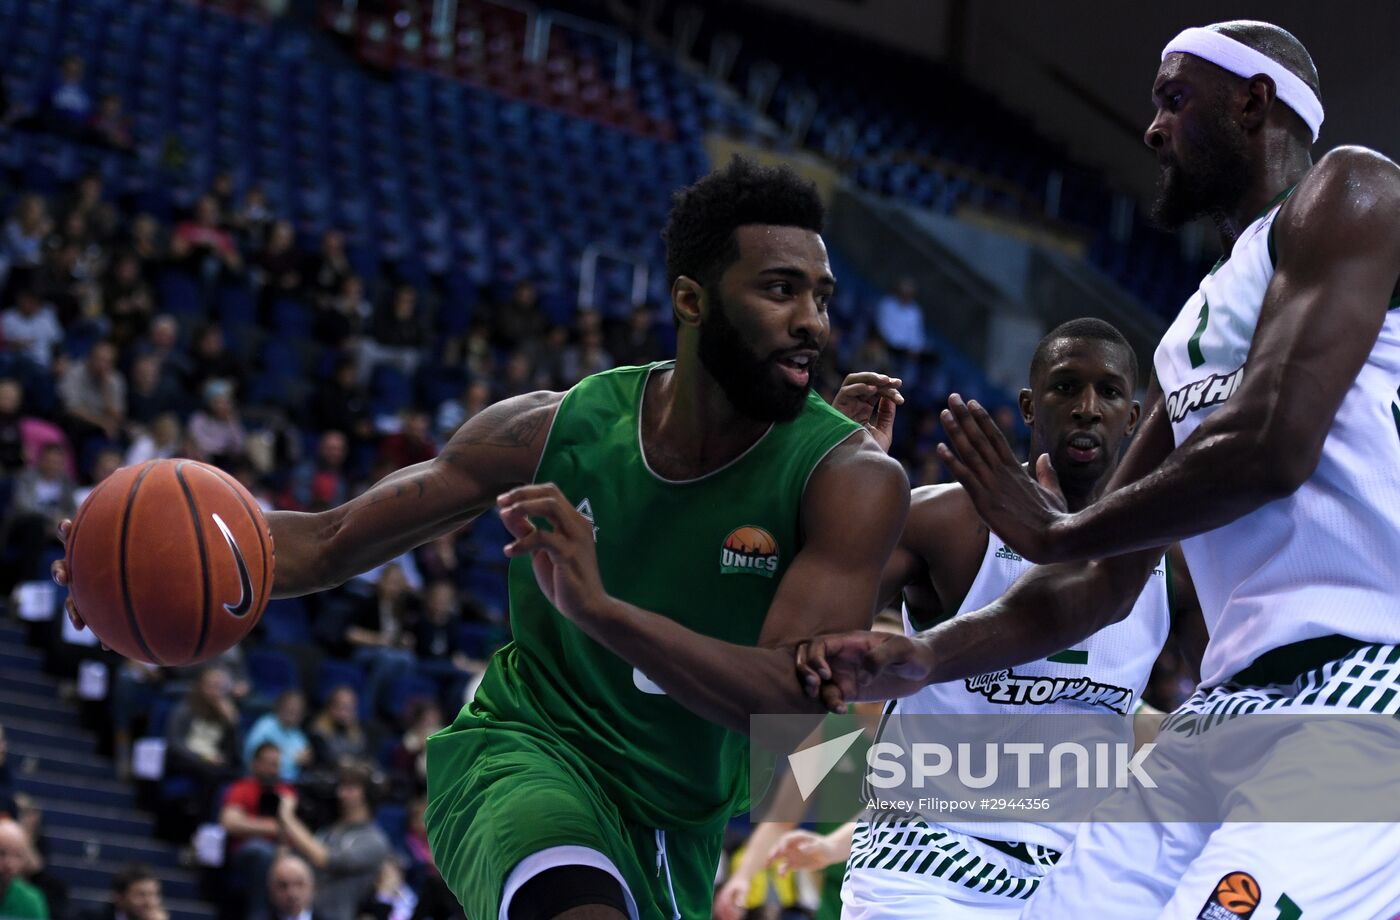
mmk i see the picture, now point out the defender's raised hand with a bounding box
[936,394,1067,563]
[832,372,903,454]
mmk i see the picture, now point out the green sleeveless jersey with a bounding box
[459,362,859,832]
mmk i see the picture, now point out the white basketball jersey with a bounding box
[891,533,1170,849]
[1154,191,1400,688]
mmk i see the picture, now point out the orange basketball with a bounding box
[66,459,274,665]
[1214,872,1261,915]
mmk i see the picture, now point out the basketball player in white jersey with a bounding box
[799,20,1400,919]
[828,320,1202,919]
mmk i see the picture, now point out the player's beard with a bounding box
[698,290,818,423]
[1150,101,1252,230]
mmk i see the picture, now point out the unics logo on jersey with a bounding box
[720,526,780,577]
[1167,365,1245,422]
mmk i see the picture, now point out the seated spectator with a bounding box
[875,277,935,388]
[243,691,311,782]
[0,379,24,473]
[345,565,418,717]
[187,325,244,397]
[414,535,459,586]
[413,582,479,676]
[0,817,48,919]
[89,94,133,152]
[309,231,351,305]
[164,665,241,817]
[453,319,494,382]
[75,446,122,504]
[1,444,76,589]
[354,858,416,920]
[32,230,89,322]
[1,289,64,369]
[2,197,52,299]
[103,253,154,350]
[312,276,368,349]
[172,196,241,278]
[79,862,165,920]
[47,55,92,134]
[376,411,435,472]
[230,458,277,514]
[127,215,167,280]
[265,854,322,920]
[308,687,369,770]
[561,326,613,386]
[433,380,489,441]
[254,220,302,298]
[221,742,296,913]
[283,431,350,512]
[305,360,372,443]
[188,380,246,466]
[61,174,117,245]
[15,797,67,920]
[276,763,390,920]
[132,315,190,389]
[232,186,275,253]
[364,286,424,380]
[108,660,164,781]
[498,350,533,400]
[386,700,441,798]
[59,340,125,445]
[607,304,663,367]
[489,281,545,353]
[402,798,431,874]
[209,172,237,218]
[125,357,185,428]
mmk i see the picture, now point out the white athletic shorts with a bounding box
[1024,642,1400,920]
[842,816,1060,919]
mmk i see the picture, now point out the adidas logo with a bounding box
[995,545,1023,562]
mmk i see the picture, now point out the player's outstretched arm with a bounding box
[267,391,561,597]
[949,148,1400,564]
[800,543,1163,709]
[54,391,562,630]
[498,434,909,734]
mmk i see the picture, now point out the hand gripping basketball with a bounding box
[53,459,274,665]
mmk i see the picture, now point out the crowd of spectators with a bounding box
[0,55,1035,920]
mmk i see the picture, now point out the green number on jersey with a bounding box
[1187,296,1210,369]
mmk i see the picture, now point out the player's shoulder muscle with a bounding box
[801,431,909,550]
[435,389,565,486]
[1281,147,1400,251]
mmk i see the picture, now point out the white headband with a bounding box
[1161,27,1323,142]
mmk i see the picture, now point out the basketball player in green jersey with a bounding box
[57,157,908,920]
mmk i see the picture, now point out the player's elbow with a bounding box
[1247,427,1320,500]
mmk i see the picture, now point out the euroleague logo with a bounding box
[1197,872,1261,920]
[720,526,780,577]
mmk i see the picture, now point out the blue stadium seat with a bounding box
[381,673,439,721]
[246,647,300,697]
[315,658,364,705]
[257,597,310,645]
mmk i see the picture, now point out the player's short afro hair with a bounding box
[662,155,824,288]
[1029,317,1139,390]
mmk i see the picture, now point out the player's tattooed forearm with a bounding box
[360,477,426,508]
